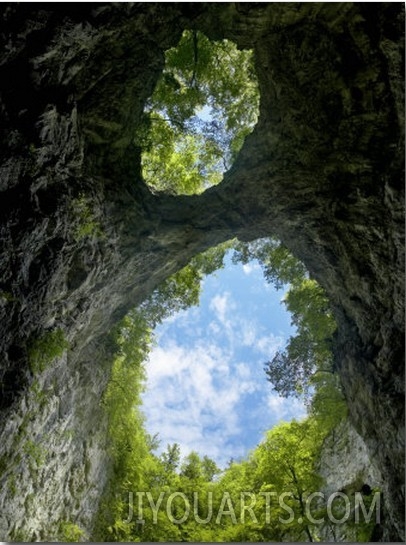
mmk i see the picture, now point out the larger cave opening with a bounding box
[94,236,383,542]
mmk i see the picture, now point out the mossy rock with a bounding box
[28,329,69,375]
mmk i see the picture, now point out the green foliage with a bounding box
[242,419,323,542]
[265,277,337,399]
[143,121,222,195]
[23,439,46,470]
[142,30,259,195]
[95,310,155,540]
[202,455,221,482]
[102,312,151,485]
[180,451,204,481]
[140,263,201,327]
[284,278,335,340]
[309,370,347,427]
[28,328,69,374]
[72,194,103,240]
[161,443,181,474]
[59,521,85,542]
[233,238,308,290]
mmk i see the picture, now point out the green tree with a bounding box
[265,278,337,399]
[161,443,181,474]
[94,311,156,541]
[248,419,328,542]
[180,451,203,481]
[232,238,308,289]
[140,240,234,328]
[202,455,221,482]
[309,369,347,428]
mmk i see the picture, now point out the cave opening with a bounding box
[109,232,346,468]
[140,29,259,195]
[98,237,371,542]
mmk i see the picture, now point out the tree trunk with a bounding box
[0,3,403,541]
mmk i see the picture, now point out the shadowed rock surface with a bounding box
[0,3,404,541]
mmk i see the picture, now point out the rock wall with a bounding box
[0,4,404,541]
[0,350,109,540]
[318,420,383,542]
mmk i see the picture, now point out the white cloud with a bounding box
[240,320,258,347]
[209,292,232,325]
[256,333,285,358]
[266,392,306,422]
[143,304,294,468]
[143,340,249,467]
[241,260,262,276]
[235,362,251,380]
[141,264,303,469]
[208,320,221,336]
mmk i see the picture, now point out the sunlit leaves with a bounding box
[265,277,337,400]
[140,263,201,327]
[309,371,347,429]
[161,443,181,474]
[102,312,151,486]
[250,419,326,542]
[143,114,223,194]
[284,278,336,343]
[142,30,259,194]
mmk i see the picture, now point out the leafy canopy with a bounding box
[141,30,259,194]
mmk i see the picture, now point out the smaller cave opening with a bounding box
[139,30,259,196]
[361,483,372,496]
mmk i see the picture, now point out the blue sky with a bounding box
[142,253,306,469]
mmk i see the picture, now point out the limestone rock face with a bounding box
[319,420,382,498]
[0,4,404,541]
[318,420,383,542]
